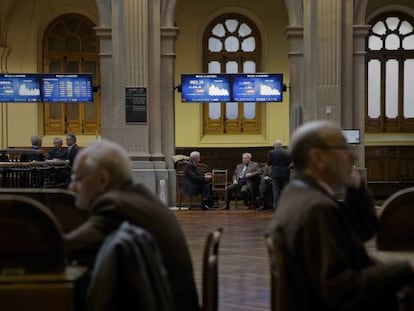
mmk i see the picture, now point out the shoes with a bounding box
[201,204,213,210]
[256,205,270,211]
[220,203,230,210]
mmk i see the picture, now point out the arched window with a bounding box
[366,12,414,132]
[203,14,262,134]
[43,14,100,135]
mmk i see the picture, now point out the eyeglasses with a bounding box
[70,172,90,183]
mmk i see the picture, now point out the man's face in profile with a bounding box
[69,154,101,211]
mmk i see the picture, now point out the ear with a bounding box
[97,169,111,192]
[309,148,325,169]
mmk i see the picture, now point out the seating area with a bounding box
[176,160,273,210]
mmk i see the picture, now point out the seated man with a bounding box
[267,120,414,310]
[64,139,199,311]
[181,151,213,210]
[224,152,262,209]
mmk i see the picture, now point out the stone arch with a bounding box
[95,0,112,28]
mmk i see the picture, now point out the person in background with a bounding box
[47,137,66,160]
[182,151,214,210]
[65,139,199,311]
[256,164,273,210]
[20,135,45,162]
[224,152,262,209]
[267,120,414,310]
[267,139,291,210]
[65,133,79,165]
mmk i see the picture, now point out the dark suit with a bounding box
[65,183,199,311]
[47,147,66,160]
[267,147,291,209]
[226,161,262,207]
[182,160,212,206]
[65,144,79,165]
[267,175,414,311]
[20,146,45,162]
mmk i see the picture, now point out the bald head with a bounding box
[289,120,344,172]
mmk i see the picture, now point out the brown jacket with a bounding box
[65,183,199,311]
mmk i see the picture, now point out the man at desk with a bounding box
[182,151,213,210]
[267,120,414,310]
[224,152,262,209]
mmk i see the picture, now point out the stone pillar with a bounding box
[285,26,304,135]
[161,25,179,205]
[99,0,173,204]
[353,25,371,168]
[303,0,351,123]
[0,46,11,148]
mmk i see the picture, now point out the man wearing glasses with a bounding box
[267,120,414,310]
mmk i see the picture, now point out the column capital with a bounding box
[161,26,179,39]
[284,25,304,39]
[94,27,112,39]
[353,25,371,37]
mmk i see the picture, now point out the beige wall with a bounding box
[174,0,290,147]
[1,0,98,148]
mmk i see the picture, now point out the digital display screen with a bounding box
[342,129,360,144]
[41,74,93,102]
[0,74,41,102]
[232,73,283,102]
[181,74,231,102]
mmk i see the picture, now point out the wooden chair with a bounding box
[0,188,87,233]
[265,233,287,311]
[202,227,223,311]
[0,194,66,274]
[377,186,414,251]
[212,169,228,208]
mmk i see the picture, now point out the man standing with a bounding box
[20,135,45,162]
[267,140,291,210]
[267,120,414,310]
[225,152,262,209]
[182,151,213,209]
[64,133,79,165]
[47,137,66,160]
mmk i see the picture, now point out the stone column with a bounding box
[285,26,304,134]
[0,46,11,148]
[100,0,171,203]
[303,0,349,123]
[161,25,179,205]
[353,25,371,169]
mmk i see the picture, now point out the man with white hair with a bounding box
[182,150,213,209]
[65,139,199,311]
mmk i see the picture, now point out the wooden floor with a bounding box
[174,209,275,311]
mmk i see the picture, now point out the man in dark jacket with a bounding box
[64,133,79,165]
[182,151,213,210]
[65,139,199,311]
[267,120,414,311]
[267,140,291,210]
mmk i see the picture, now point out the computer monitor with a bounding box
[0,74,41,102]
[181,74,231,102]
[41,73,94,102]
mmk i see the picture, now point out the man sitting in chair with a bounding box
[224,152,262,210]
[182,151,214,210]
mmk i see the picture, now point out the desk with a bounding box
[0,266,88,311]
